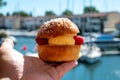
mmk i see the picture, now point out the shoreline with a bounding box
[0,29,37,37]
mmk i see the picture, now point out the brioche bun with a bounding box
[37,18,79,38]
[36,18,81,62]
[37,45,81,62]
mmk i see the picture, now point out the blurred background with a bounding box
[0,0,120,80]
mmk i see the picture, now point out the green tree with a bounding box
[0,0,6,8]
[0,13,3,16]
[6,12,10,16]
[0,0,7,16]
[84,6,99,13]
[62,9,73,15]
[12,11,30,17]
[29,12,32,16]
[45,11,56,16]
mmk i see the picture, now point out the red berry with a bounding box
[73,36,84,45]
[35,37,48,45]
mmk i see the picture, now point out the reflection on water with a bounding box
[62,61,101,80]
[62,56,120,80]
[14,36,36,55]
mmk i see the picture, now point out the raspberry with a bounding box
[35,37,48,45]
[73,35,84,45]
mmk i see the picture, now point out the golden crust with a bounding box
[37,18,79,38]
[37,45,81,62]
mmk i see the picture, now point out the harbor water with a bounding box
[14,36,120,80]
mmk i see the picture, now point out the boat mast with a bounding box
[82,0,86,35]
[89,0,93,48]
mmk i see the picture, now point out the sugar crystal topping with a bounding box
[38,18,79,38]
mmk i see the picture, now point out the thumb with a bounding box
[56,60,78,77]
[1,38,14,49]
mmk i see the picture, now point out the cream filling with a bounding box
[48,35,75,45]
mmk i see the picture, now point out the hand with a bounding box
[0,39,78,80]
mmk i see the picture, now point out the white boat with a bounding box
[79,43,102,64]
[84,34,120,56]
[25,52,38,57]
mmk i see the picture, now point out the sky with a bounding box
[1,0,120,16]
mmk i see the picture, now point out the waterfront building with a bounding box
[0,12,120,34]
[38,12,120,35]
[21,17,36,30]
[79,12,107,34]
[104,12,120,32]
[116,22,120,30]
[60,12,120,35]
[0,17,5,28]
[4,16,21,29]
[35,16,57,28]
[115,22,120,37]
[60,15,81,28]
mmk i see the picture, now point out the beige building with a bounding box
[4,16,21,29]
[35,16,58,28]
[0,17,4,28]
[0,12,120,34]
[104,12,120,32]
[61,12,120,34]
[21,17,36,30]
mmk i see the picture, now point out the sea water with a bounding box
[14,36,120,80]
[14,36,37,55]
[62,56,120,80]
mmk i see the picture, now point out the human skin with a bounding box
[0,39,78,80]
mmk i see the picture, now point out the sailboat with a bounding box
[79,43,102,64]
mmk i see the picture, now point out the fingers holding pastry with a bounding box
[0,38,14,49]
[55,60,78,77]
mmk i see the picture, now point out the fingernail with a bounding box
[74,60,78,65]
